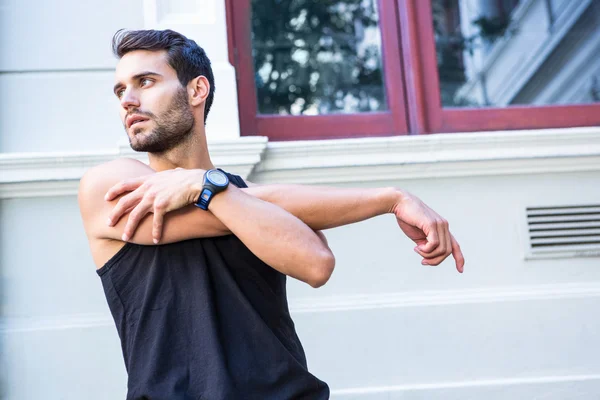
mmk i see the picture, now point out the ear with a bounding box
[187,75,210,107]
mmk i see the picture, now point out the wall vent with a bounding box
[526,205,600,258]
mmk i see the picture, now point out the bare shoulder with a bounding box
[78,158,154,269]
[80,158,151,190]
[78,158,152,225]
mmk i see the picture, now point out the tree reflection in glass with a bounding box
[251,0,387,115]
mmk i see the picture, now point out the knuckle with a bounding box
[155,198,168,208]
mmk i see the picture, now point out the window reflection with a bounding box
[433,0,600,107]
[251,0,387,115]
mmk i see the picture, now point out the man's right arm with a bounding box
[79,158,337,287]
[78,158,229,245]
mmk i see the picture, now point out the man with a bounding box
[78,29,464,399]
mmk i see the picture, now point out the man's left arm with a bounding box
[245,183,463,271]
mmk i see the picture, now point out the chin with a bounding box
[128,132,146,149]
[129,128,151,145]
[128,138,143,152]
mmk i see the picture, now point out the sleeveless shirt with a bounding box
[96,172,329,399]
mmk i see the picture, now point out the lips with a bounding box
[126,114,150,129]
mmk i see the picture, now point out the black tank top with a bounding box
[96,172,329,400]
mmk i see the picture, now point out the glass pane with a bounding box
[250,0,387,115]
[433,0,600,108]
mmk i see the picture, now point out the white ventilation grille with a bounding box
[526,205,600,258]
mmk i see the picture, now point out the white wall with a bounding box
[3,128,600,399]
[0,0,142,152]
[289,171,600,398]
[0,0,239,153]
[2,0,600,399]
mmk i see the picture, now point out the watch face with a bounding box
[207,169,228,186]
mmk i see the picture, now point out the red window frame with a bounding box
[226,0,410,141]
[226,0,600,140]
[400,0,600,134]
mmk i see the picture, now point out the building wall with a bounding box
[0,0,239,153]
[1,1,600,399]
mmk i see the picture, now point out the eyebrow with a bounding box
[113,71,163,94]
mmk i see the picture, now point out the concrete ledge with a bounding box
[1,127,600,197]
[0,136,268,198]
[252,127,600,183]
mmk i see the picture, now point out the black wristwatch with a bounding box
[194,169,229,210]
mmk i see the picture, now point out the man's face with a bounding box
[113,50,195,153]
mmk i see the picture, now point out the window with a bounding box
[412,0,600,133]
[226,0,600,140]
[228,0,408,140]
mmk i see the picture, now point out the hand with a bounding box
[105,168,205,243]
[392,190,465,273]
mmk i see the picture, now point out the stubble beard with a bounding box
[127,87,195,154]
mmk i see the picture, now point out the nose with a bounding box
[120,88,140,110]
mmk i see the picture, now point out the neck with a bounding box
[147,127,215,172]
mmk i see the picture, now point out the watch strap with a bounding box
[196,187,214,210]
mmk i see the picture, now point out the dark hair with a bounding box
[112,29,215,124]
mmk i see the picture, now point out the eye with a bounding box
[116,88,125,99]
[141,78,153,87]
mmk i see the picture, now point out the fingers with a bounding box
[420,229,451,266]
[152,199,167,244]
[109,194,168,245]
[416,219,449,259]
[451,234,465,273]
[107,191,144,227]
[415,219,464,273]
[105,176,147,201]
[121,200,152,241]
[417,220,442,254]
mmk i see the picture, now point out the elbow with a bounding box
[308,249,336,288]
